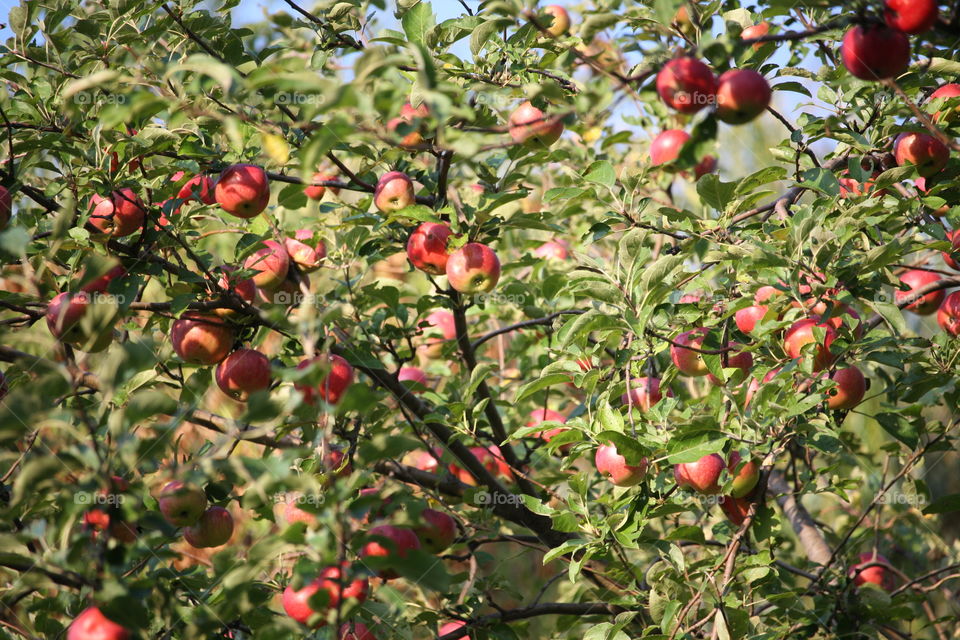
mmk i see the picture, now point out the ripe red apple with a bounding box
[398,366,428,393]
[508,101,564,146]
[170,312,235,365]
[213,266,257,317]
[825,366,866,410]
[850,551,894,591]
[726,451,760,498]
[650,129,690,166]
[734,304,768,334]
[387,102,430,147]
[543,4,570,36]
[410,448,442,473]
[176,172,216,205]
[707,345,753,386]
[670,327,710,377]
[533,239,570,259]
[374,171,416,212]
[215,348,271,401]
[941,230,960,270]
[656,57,717,114]
[305,172,339,200]
[282,565,369,626]
[340,622,377,640]
[361,525,421,579]
[525,408,567,444]
[0,185,11,229]
[620,377,669,411]
[931,83,960,122]
[89,189,146,237]
[715,69,771,124]
[438,621,467,639]
[67,606,130,640]
[841,25,910,80]
[446,243,501,293]
[884,0,938,34]
[448,446,511,486]
[215,164,270,218]
[419,309,456,359]
[282,496,318,527]
[938,290,960,335]
[595,443,648,487]
[295,354,355,405]
[407,222,453,275]
[718,495,753,526]
[158,481,207,527]
[783,318,837,371]
[674,453,725,494]
[81,265,126,295]
[243,239,289,291]
[413,508,457,553]
[741,22,770,48]
[284,229,326,273]
[46,292,90,342]
[183,505,234,548]
[895,268,944,314]
[895,132,949,177]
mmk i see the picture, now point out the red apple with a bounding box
[387,102,430,147]
[407,222,453,275]
[650,129,689,166]
[446,243,501,293]
[670,327,710,377]
[744,368,782,407]
[243,239,290,291]
[825,366,866,410]
[674,453,725,494]
[727,451,760,498]
[410,448,442,473]
[82,265,126,295]
[850,551,894,591]
[89,189,146,237]
[741,22,770,48]
[305,172,339,200]
[295,354,354,405]
[656,57,717,114]
[841,25,910,80]
[0,185,11,229]
[942,230,960,270]
[46,292,90,342]
[938,290,960,335]
[214,266,257,317]
[215,164,270,218]
[526,408,567,445]
[413,508,457,553]
[419,309,456,359]
[895,268,944,314]
[374,171,415,212]
[215,348,271,401]
[285,229,326,273]
[735,304,768,333]
[884,0,938,34]
[508,101,564,146]
[439,621,467,639]
[543,5,571,37]
[340,621,377,640]
[707,345,753,386]
[398,366,428,393]
[783,318,837,371]
[170,312,235,365]
[158,481,207,527]
[282,565,369,626]
[895,132,949,177]
[620,377,668,410]
[595,443,648,487]
[931,83,960,122]
[183,506,234,548]
[718,495,753,526]
[533,239,570,259]
[283,496,318,527]
[67,606,130,640]
[361,525,421,579]
[448,446,511,486]
[715,69,771,124]
[176,172,216,205]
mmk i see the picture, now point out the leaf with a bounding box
[62,70,121,102]
[583,160,616,188]
[697,174,738,211]
[923,493,960,515]
[516,373,573,402]
[801,168,841,196]
[666,432,724,463]
[470,19,506,56]
[402,1,435,45]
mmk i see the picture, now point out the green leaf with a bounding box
[801,168,841,196]
[402,1,436,45]
[697,174,738,211]
[923,493,960,515]
[583,160,616,188]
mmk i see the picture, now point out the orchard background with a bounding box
[2,0,960,638]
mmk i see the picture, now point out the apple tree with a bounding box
[2,0,960,638]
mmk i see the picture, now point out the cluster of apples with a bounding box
[840,0,937,82]
[404,220,501,294]
[157,480,234,548]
